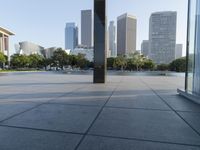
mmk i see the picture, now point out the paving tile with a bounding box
[163,95,200,112]
[179,112,200,134]
[112,89,155,96]
[78,135,200,150]
[50,96,109,106]
[106,94,170,110]
[0,126,82,150]
[1,104,101,133]
[0,101,38,121]
[68,91,113,97]
[89,108,200,145]
[0,98,51,103]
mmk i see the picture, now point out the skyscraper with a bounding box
[117,13,137,56]
[81,10,92,48]
[108,21,117,57]
[65,23,78,50]
[175,44,183,59]
[141,40,149,57]
[149,11,177,64]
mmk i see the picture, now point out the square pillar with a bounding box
[93,0,106,83]
[2,34,5,54]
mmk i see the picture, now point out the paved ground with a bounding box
[0,72,200,150]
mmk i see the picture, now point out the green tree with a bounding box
[28,54,44,68]
[157,64,169,71]
[43,58,53,70]
[128,52,145,71]
[0,52,6,69]
[10,54,30,69]
[107,57,115,69]
[69,55,78,68]
[126,58,136,71]
[113,55,127,70]
[143,59,155,70]
[52,48,69,70]
[76,53,89,69]
[169,57,186,72]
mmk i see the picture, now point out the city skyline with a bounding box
[0,0,187,56]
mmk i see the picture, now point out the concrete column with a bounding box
[0,37,2,52]
[93,0,106,83]
[6,37,10,63]
[2,34,5,54]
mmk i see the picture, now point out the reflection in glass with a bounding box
[186,0,200,96]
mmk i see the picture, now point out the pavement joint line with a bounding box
[45,102,174,111]
[39,97,180,113]
[0,124,84,136]
[0,82,90,100]
[47,102,106,108]
[0,100,39,104]
[139,77,200,138]
[105,106,172,112]
[0,85,88,124]
[176,110,200,113]
[87,133,200,147]
[74,76,124,150]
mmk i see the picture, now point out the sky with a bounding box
[0,0,188,55]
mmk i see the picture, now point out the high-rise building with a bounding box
[81,10,92,48]
[65,23,78,50]
[175,44,183,59]
[108,21,117,57]
[106,29,110,58]
[141,40,149,57]
[149,11,177,64]
[117,13,137,56]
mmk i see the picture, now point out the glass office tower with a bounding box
[179,0,200,103]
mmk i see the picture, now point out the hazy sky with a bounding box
[0,0,188,55]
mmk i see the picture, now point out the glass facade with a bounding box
[186,0,200,97]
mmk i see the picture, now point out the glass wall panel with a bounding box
[186,0,200,96]
[193,0,200,94]
[186,0,197,92]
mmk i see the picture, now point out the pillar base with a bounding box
[177,89,200,105]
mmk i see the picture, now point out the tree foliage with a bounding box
[52,48,69,69]
[110,52,156,71]
[0,52,6,68]
[10,54,30,68]
[113,55,127,70]
[156,64,169,71]
[169,57,186,72]
[29,54,44,68]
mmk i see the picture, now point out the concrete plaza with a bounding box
[0,72,200,150]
